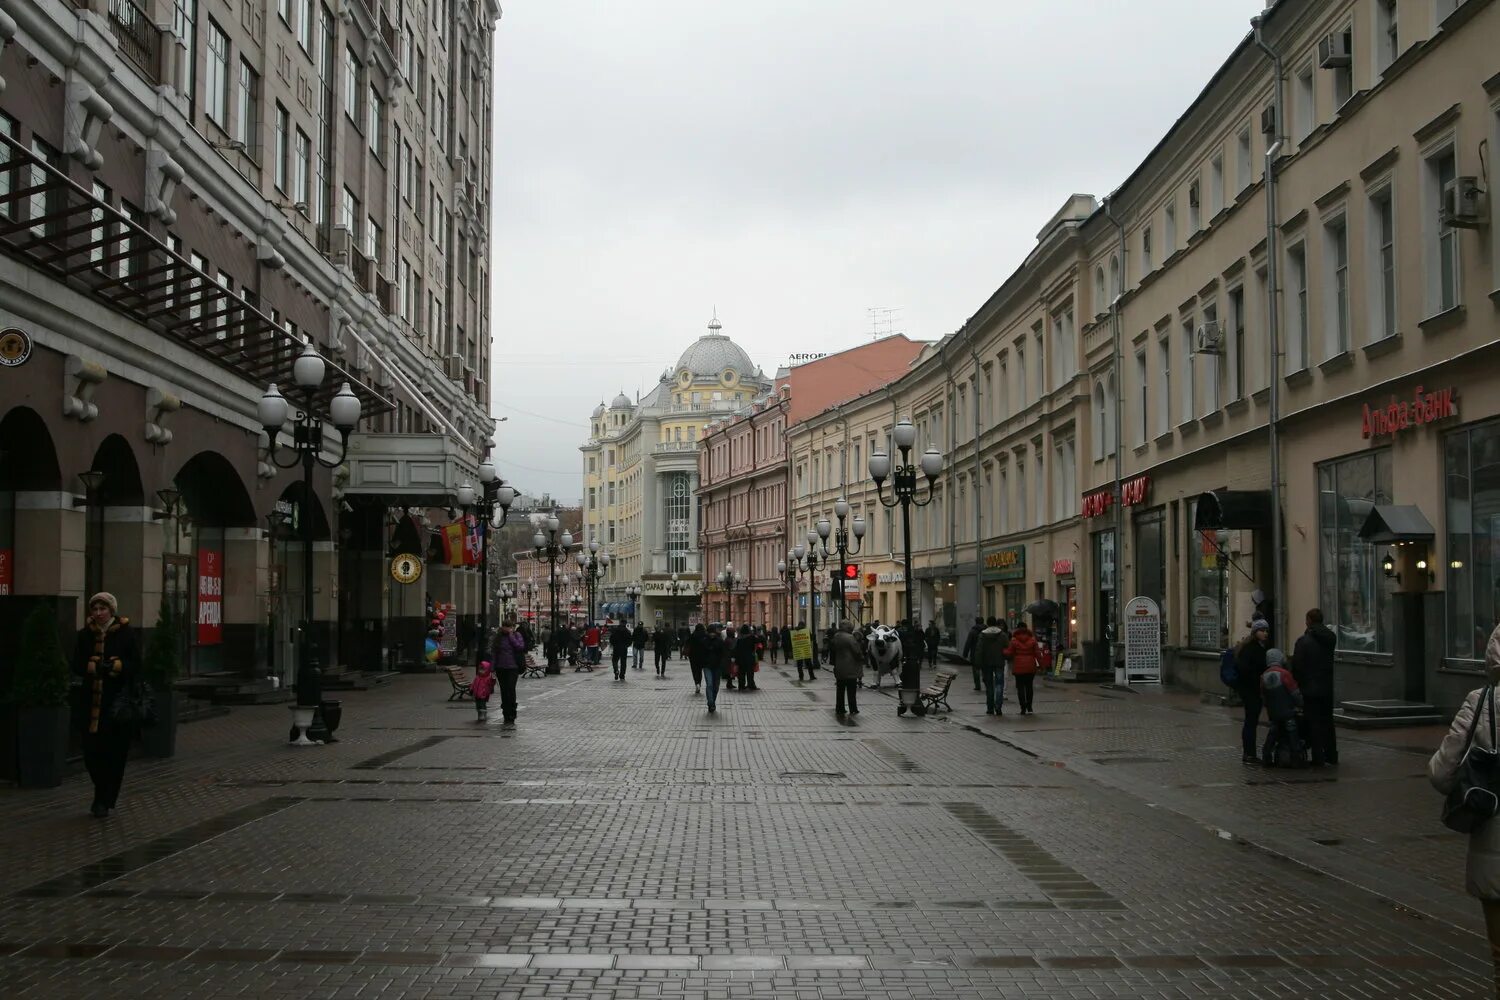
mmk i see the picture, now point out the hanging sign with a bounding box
[0,548,12,595]
[197,549,223,645]
[1051,559,1074,576]
[1123,596,1161,683]
[0,328,31,367]
[1361,385,1458,439]
[390,552,423,584]
[1083,475,1151,517]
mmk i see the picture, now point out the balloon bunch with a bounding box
[424,608,447,663]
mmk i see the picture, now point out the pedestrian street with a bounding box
[0,658,1488,999]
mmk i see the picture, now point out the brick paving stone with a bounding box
[0,665,1492,997]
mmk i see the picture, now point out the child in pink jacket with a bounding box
[470,661,496,721]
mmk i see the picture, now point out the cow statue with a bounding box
[865,625,902,688]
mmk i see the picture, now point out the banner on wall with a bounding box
[197,549,223,645]
[0,548,12,595]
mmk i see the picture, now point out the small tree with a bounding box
[11,605,69,708]
[142,595,180,689]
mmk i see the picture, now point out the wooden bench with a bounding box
[445,666,472,700]
[918,670,957,715]
[523,652,546,679]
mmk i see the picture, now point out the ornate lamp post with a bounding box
[576,539,610,624]
[456,462,516,668]
[496,584,514,621]
[799,533,830,665]
[532,514,574,674]
[626,583,642,626]
[259,344,362,744]
[717,565,746,625]
[777,556,793,631]
[819,499,865,622]
[665,572,685,649]
[869,417,944,715]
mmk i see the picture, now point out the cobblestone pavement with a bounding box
[0,654,1488,998]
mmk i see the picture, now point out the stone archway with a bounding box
[84,433,145,607]
[168,452,260,676]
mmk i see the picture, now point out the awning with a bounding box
[1193,490,1272,530]
[0,134,390,415]
[1358,505,1436,544]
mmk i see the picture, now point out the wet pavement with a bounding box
[0,654,1487,998]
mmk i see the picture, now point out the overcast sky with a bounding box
[487,0,1265,503]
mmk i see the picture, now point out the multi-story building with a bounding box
[580,317,771,625]
[704,335,926,628]
[0,0,499,701]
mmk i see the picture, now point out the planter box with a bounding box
[15,705,70,788]
[139,688,178,758]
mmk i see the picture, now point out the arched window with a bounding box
[1105,372,1118,457]
[1094,266,1106,311]
[1092,382,1106,461]
[1109,255,1121,299]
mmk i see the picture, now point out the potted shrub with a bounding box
[139,596,180,758]
[10,605,70,788]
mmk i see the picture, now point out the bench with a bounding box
[918,670,957,715]
[523,652,547,679]
[445,666,472,700]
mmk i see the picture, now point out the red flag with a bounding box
[441,523,466,567]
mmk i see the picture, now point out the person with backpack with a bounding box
[1004,621,1041,716]
[1258,648,1303,767]
[1292,607,1339,766]
[973,617,1009,716]
[1235,619,1271,764]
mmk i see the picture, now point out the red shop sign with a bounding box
[1361,385,1458,439]
[1052,559,1074,576]
[0,548,12,596]
[1081,475,1151,518]
[197,549,223,646]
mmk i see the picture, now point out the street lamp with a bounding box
[626,583,642,626]
[869,416,943,716]
[576,539,609,624]
[826,499,865,621]
[717,564,745,625]
[455,457,516,670]
[497,584,514,621]
[532,513,574,674]
[259,344,362,744]
[665,572,686,652]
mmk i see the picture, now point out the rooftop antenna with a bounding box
[867,306,902,341]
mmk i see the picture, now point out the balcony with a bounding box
[107,0,163,85]
[653,441,698,455]
[343,432,480,503]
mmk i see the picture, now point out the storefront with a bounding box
[1052,559,1078,652]
[1081,475,1152,649]
[981,544,1026,626]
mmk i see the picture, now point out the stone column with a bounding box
[223,527,267,675]
[14,491,85,622]
[100,505,158,625]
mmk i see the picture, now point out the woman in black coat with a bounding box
[70,592,140,818]
[686,623,709,693]
[733,624,759,691]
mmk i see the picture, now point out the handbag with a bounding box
[1442,686,1500,834]
[110,679,158,730]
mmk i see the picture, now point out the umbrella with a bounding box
[1023,599,1060,619]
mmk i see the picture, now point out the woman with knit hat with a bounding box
[70,592,139,818]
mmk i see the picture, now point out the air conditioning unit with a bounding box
[443,354,464,380]
[1318,32,1352,69]
[1441,177,1490,230]
[1194,321,1224,355]
[1260,105,1276,137]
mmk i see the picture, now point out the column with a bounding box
[223,528,266,675]
[15,491,85,621]
[100,506,158,626]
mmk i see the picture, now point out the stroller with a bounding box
[1260,664,1305,768]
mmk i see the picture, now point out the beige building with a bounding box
[580,318,771,624]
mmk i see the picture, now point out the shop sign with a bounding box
[1082,475,1151,518]
[1051,559,1074,576]
[1361,385,1458,439]
[874,571,904,584]
[196,549,223,645]
[0,328,32,367]
[982,545,1026,581]
[1123,596,1161,683]
[0,548,12,595]
[1189,596,1221,650]
[864,572,877,589]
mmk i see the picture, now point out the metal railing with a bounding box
[107,0,163,85]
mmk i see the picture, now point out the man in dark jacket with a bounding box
[961,616,984,690]
[631,622,649,671]
[899,620,925,692]
[973,617,1009,715]
[653,623,673,675]
[924,621,941,667]
[1235,619,1271,763]
[610,620,632,680]
[1292,607,1338,766]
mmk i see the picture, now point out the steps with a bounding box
[1334,699,1444,729]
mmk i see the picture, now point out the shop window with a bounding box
[1134,507,1168,645]
[1445,421,1500,661]
[1186,498,1227,651]
[1317,449,1393,653]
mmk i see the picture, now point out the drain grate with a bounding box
[863,739,923,772]
[941,802,1121,908]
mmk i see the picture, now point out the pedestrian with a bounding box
[924,620,940,667]
[962,616,984,690]
[583,621,601,668]
[632,621,648,670]
[780,624,793,667]
[1005,620,1042,715]
[768,624,780,664]
[974,617,1009,715]
[71,593,139,818]
[1258,648,1303,767]
[1429,623,1500,994]
[830,619,863,717]
[1292,608,1338,766]
[653,622,672,676]
[687,622,708,693]
[489,619,526,723]
[899,620,925,690]
[1235,619,1272,764]
[702,623,727,713]
[610,620,632,680]
[734,624,759,691]
[470,660,496,721]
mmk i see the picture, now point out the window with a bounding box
[278,0,290,23]
[1092,383,1106,462]
[1142,225,1154,273]
[1318,449,1393,654]
[0,113,14,213]
[1179,317,1195,422]
[1435,0,1460,22]
[433,87,446,148]
[1016,342,1027,408]
[339,185,358,237]
[366,216,381,262]
[1156,334,1171,436]
[343,46,361,122]
[1446,420,1500,660]
[367,86,383,154]
[1015,454,1028,530]
[188,250,208,321]
[1033,449,1045,528]
[28,139,62,239]
[1210,154,1224,216]
[1323,214,1351,358]
[1109,255,1120,300]
[296,0,312,50]
[1201,301,1220,415]
[1186,497,1228,651]
[1286,241,1309,370]
[1368,185,1396,342]
[1293,64,1318,145]
[1427,147,1459,314]
[1236,126,1253,193]
[1332,26,1354,107]
[400,22,413,78]
[1188,177,1201,233]
[998,463,1010,534]
[1164,202,1177,255]
[293,128,311,207]
[1053,437,1076,520]
[273,103,289,191]
[235,61,260,155]
[1032,325,1044,400]
[89,181,111,267]
[1051,309,1074,388]
[1094,267,1106,311]
[1228,286,1245,401]
[205,20,230,129]
[1376,0,1399,72]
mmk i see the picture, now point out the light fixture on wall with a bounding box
[1381,551,1396,581]
[1416,557,1434,584]
[74,469,105,507]
[1451,558,1465,571]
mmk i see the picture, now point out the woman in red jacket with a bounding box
[1005,624,1041,716]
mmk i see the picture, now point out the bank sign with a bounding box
[1361,385,1458,439]
[982,545,1026,581]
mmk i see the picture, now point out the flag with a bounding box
[441,522,466,567]
[464,515,483,566]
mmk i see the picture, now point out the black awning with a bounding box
[0,134,390,416]
[1193,490,1272,530]
[1358,505,1435,543]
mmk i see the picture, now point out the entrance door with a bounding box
[162,555,193,674]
